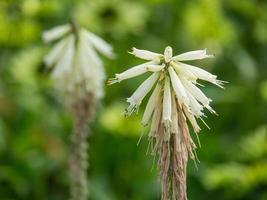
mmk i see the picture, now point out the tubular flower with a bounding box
[108,46,224,200]
[43,23,114,104]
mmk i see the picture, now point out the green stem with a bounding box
[69,114,89,200]
[69,93,96,200]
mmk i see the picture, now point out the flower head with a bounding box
[43,23,114,104]
[108,46,225,200]
[108,46,223,129]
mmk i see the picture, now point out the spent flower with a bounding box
[108,46,225,200]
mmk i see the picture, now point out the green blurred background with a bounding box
[0,0,267,199]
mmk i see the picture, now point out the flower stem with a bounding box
[69,118,88,200]
[69,93,96,200]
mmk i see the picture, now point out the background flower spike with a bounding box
[43,20,114,200]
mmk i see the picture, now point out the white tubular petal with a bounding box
[162,76,172,123]
[52,36,75,78]
[164,46,173,62]
[107,61,155,84]
[83,29,114,58]
[170,61,197,80]
[148,100,162,138]
[131,47,161,60]
[81,31,103,67]
[76,39,92,79]
[183,105,202,148]
[171,92,179,134]
[79,34,106,86]
[185,80,216,114]
[205,104,217,115]
[146,64,165,72]
[141,83,162,126]
[178,62,224,88]
[183,106,201,133]
[172,49,214,61]
[182,79,211,106]
[168,67,189,107]
[179,62,215,79]
[126,72,160,115]
[85,43,103,67]
[42,24,71,43]
[186,91,204,118]
[44,36,69,67]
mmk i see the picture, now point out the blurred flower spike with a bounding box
[108,46,225,200]
[43,22,114,104]
[43,21,114,200]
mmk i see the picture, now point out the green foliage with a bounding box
[0,0,267,199]
[203,126,267,200]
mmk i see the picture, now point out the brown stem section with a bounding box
[159,134,188,200]
[70,17,79,40]
[69,92,96,200]
[156,105,190,200]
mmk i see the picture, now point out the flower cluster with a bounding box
[43,23,114,103]
[108,46,224,200]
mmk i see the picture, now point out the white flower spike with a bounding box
[43,22,114,200]
[43,23,114,102]
[108,46,225,200]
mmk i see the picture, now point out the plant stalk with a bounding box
[69,92,96,200]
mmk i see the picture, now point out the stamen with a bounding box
[107,77,119,85]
